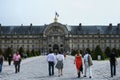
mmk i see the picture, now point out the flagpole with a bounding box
[55,12,56,18]
[54,12,58,22]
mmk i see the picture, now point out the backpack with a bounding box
[88,54,93,66]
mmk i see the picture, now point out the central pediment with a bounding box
[43,22,68,37]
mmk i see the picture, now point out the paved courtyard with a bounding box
[0,55,120,80]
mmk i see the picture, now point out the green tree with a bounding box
[92,45,106,60]
[112,48,119,57]
[4,47,13,60]
[71,49,77,56]
[86,48,91,54]
[18,47,25,58]
[80,50,83,56]
[117,49,120,57]
[0,48,4,58]
[26,49,31,57]
[31,49,36,56]
[35,51,40,56]
[91,49,95,59]
[0,48,3,54]
[38,49,41,55]
[104,47,111,57]
[112,48,116,53]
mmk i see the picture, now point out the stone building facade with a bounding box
[0,20,120,54]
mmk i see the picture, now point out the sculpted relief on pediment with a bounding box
[46,27,65,36]
[43,22,68,37]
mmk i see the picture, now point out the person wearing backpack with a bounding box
[83,51,93,78]
[0,53,4,73]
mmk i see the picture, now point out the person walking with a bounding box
[55,51,64,77]
[83,51,93,78]
[109,51,117,77]
[13,51,21,73]
[47,51,56,76]
[63,52,66,60]
[8,54,12,66]
[0,53,4,73]
[74,51,83,78]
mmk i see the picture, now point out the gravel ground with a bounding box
[0,55,119,80]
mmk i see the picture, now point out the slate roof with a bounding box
[70,25,120,34]
[0,25,47,35]
[0,23,120,35]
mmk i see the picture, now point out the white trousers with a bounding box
[84,62,92,77]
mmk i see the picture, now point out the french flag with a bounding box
[55,12,59,17]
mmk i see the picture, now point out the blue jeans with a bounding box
[110,62,116,77]
[0,64,2,72]
[48,61,54,76]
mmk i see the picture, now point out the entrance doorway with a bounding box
[53,44,59,52]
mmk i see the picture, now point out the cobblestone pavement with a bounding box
[0,55,120,80]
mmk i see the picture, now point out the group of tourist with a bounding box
[74,50,93,78]
[0,49,118,78]
[46,50,93,78]
[47,50,118,78]
[47,51,64,77]
[0,51,21,73]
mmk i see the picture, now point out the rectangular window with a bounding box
[11,45,13,48]
[48,36,52,42]
[27,45,29,49]
[22,40,24,43]
[54,36,57,42]
[19,40,22,43]
[17,45,19,49]
[32,45,34,48]
[60,36,63,42]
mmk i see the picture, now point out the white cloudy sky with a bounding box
[0,0,120,25]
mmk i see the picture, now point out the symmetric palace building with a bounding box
[0,18,120,54]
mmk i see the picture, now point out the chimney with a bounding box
[21,24,23,26]
[79,23,82,26]
[117,23,120,30]
[117,23,120,27]
[109,23,112,27]
[78,23,82,31]
[108,23,112,30]
[0,24,1,31]
[29,23,32,31]
[30,23,32,26]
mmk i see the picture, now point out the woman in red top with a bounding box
[74,51,83,78]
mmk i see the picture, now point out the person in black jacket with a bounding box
[109,51,117,77]
[8,54,12,65]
